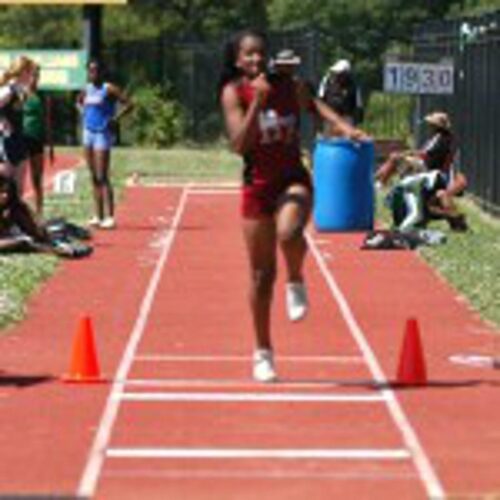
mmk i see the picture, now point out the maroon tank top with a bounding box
[235,75,303,185]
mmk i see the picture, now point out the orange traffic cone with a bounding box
[62,315,105,383]
[396,317,427,386]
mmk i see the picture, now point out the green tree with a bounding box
[104,0,268,41]
[0,6,79,48]
[267,0,467,90]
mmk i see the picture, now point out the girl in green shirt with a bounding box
[23,65,46,216]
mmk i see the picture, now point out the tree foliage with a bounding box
[0,0,495,102]
[0,1,494,48]
[0,6,79,48]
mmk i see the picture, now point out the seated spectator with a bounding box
[376,111,468,230]
[0,173,92,257]
[386,169,467,233]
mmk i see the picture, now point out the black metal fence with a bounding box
[413,10,500,215]
[103,28,322,144]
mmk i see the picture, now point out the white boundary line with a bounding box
[123,378,346,389]
[140,181,240,189]
[135,354,364,363]
[449,353,500,369]
[188,189,239,195]
[77,186,190,498]
[106,448,411,460]
[116,392,385,403]
[306,233,445,499]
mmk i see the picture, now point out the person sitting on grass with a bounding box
[0,173,92,258]
[376,111,468,231]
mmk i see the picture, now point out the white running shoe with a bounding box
[100,217,116,229]
[88,215,101,227]
[286,281,308,322]
[253,349,277,383]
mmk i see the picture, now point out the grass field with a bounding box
[0,145,499,331]
[376,191,500,328]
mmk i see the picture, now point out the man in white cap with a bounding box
[271,48,301,77]
[317,58,364,132]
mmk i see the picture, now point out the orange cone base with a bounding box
[61,373,107,384]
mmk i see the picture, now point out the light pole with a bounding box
[83,4,102,60]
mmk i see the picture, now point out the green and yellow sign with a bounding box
[0,50,87,91]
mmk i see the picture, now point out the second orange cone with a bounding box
[396,317,427,386]
[63,315,105,383]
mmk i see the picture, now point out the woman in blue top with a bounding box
[78,59,133,229]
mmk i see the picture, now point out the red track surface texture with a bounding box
[0,185,499,499]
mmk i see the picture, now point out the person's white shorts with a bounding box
[83,128,113,151]
[399,154,425,176]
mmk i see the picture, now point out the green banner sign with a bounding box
[0,50,87,91]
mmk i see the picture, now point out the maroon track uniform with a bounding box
[234,75,312,218]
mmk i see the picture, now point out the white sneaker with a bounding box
[88,215,101,227]
[286,281,308,322]
[100,217,116,229]
[253,349,277,383]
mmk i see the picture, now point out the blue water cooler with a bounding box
[313,138,375,232]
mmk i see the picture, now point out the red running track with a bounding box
[0,184,499,499]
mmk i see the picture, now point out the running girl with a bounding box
[218,29,366,382]
[78,59,133,229]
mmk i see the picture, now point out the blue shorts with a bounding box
[83,128,113,150]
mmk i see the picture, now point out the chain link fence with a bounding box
[414,10,500,215]
[103,28,322,144]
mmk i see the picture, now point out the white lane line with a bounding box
[135,354,364,363]
[106,448,411,460]
[115,392,385,403]
[77,187,190,498]
[124,379,346,389]
[188,182,239,188]
[188,189,239,195]
[144,181,240,188]
[306,233,444,499]
[449,353,500,369]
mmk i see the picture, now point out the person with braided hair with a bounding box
[218,29,366,382]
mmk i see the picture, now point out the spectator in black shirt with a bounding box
[317,59,364,134]
[376,111,468,230]
[0,173,93,256]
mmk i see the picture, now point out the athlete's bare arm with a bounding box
[221,75,269,155]
[107,83,134,122]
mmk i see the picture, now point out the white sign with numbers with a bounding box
[384,62,454,95]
